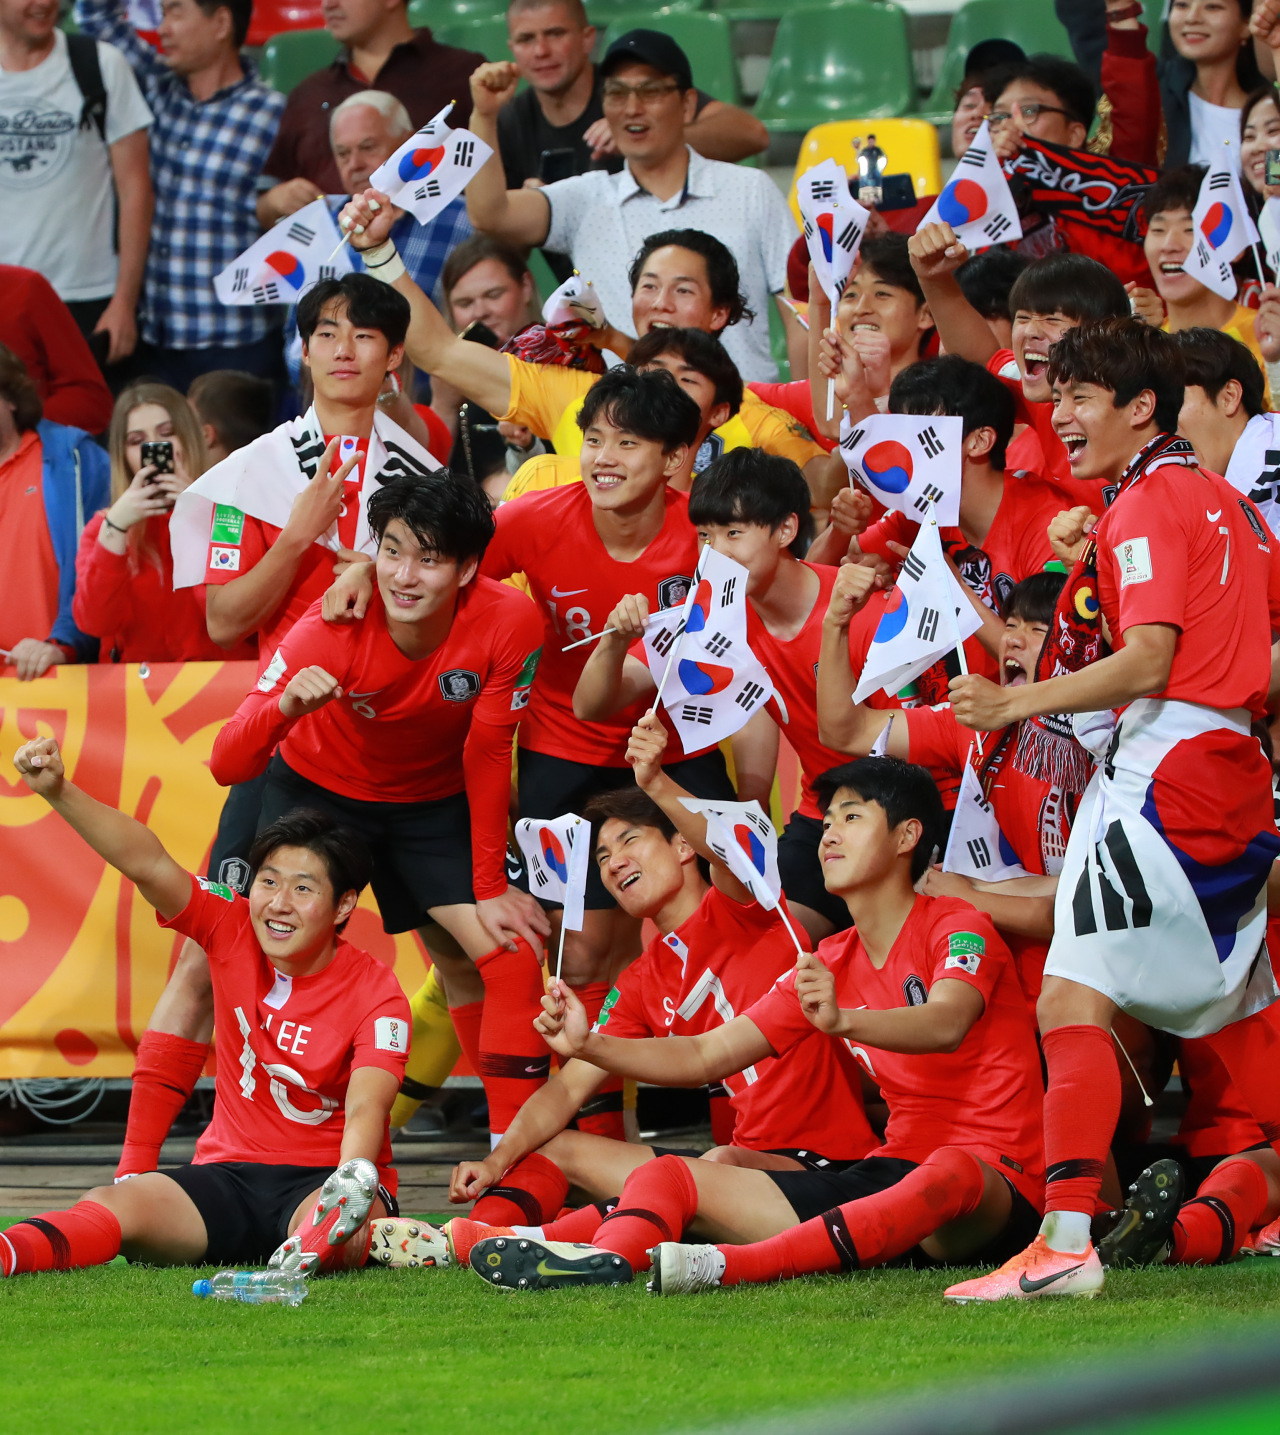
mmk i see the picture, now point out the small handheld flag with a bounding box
[941,761,1028,881]
[368,103,493,228]
[917,121,1022,251]
[214,199,352,307]
[542,272,605,334]
[840,411,964,526]
[1180,146,1259,301]
[514,814,591,980]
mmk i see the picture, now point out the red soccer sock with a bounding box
[1041,1024,1121,1216]
[1170,1158,1271,1265]
[593,1155,699,1271]
[1,1201,122,1276]
[572,982,626,1140]
[541,1200,615,1243]
[116,1030,209,1178]
[448,997,484,1081]
[476,940,551,1135]
[1202,1009,1280,1154]
[720,1147,987,1286]
[471,1152,569,1226]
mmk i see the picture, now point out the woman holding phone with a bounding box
[73,383,256,664]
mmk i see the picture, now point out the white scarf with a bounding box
[1223,410,1280,537]
[170,406,440,589]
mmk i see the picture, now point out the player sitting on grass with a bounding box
[2,748,409,1278]
[418,714,878,1272]
[465,757,1046,1294]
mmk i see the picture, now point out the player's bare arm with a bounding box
[322,559,377,624]
[463,63,553,247]
[572,593,656,720]
[815,563,901,754]
[339,1067,401,1164]
[908,223,998,366]
[920,869,1056,941]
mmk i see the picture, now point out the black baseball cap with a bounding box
[962,39,1025,83]
[599,29,694,92]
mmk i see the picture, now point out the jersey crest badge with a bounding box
[657,574,694,610]
[902,974,928,1006]
[438,669,481,702]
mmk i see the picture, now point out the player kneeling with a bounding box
[2,739,413,1279]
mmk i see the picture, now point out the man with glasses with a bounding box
[462,29,798,383]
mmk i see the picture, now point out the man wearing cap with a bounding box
[462,29,799,384]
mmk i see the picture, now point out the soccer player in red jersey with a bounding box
[210,471,550,1142]
[464,756,1044,1292]
[944,319,1280,1301]
[3,745,409,1278]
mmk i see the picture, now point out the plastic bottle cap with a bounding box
[192,1279,212,1298]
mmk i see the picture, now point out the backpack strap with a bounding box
[66,32,108,145]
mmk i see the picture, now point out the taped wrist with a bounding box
[362,239,406,284]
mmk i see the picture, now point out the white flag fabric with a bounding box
[643,547,774,748]
[942,761,1029,881]
[852,516,982,704]
[918,121,1022,250]
[840,411,964,526]
[1223,410,1280,535]
[1181,156,1258,301]
[169,407,441,588]
[870,713,894,757]
[368,103,493,227]
[213,199,353,307]
[514,814,590,932]
[679,798,782,910]
[796,158,869,304]
[541,272,605,332]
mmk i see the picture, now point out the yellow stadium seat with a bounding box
[787,119,942,227]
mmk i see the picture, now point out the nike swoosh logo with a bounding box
[551,586,588,598]
[536,1259,584,1278]
[1018,1262,1085,1293]
[1207,510,1222,521]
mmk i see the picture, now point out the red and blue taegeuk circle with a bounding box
[397,143,446,183]
[872,587,909,643]
[734,822,767,875]
[816,211,835,264]
[1200,201,1232,249]
[863,439,913,494]
[263,251,306,290]
[685,578,713,634]
[679,658,734,696]
[539,826,568,882]
[936,177,988,227]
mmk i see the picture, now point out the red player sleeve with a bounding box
[904,703,969,775]
[155,871,245,954]
[593,967,655,1040]
[742,963,824,1057]
[205,509,269,587]
[478,502,521,582]
[349,979,414,1083]
[927,905,1003,1008]
[1100,503,1188,636]
[857,509,916,561]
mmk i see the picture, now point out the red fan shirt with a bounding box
[158,873,410,1190]
[745,894,1044,1208]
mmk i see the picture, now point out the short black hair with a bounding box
[1003,569,1066,625]
[628,229,753,329]
[366,471,496,565]
[688,449,815,556]
[1142,164,1204,225]
[187,369,274,454]
[856,233,925,305]
[628,327,744,417]
[249,809,372,933]
[813,757,945,883]
[956,247,1028,321]
[197,0,251,48]
[1008,253,1129,324]
[582,786,712,881]
[297,273,410,350]
[1047,317,1185,434]
[577,366,702,452]
[889,355,1016,470]
[983,53,1096,131]
[1172,327,1267,420]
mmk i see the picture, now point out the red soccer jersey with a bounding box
[595,886,879,1159]
[210,580,543,900]
[745,893,1045,1208]
[158,873,410,1189]
[480,483,702,766]
[1095,464,1280,716]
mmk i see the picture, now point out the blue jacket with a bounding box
[36,419,111,660]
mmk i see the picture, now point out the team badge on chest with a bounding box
[438,669,481,702]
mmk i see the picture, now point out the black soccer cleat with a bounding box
[1098,1158,1185,1269]
[469,1235,634,1291]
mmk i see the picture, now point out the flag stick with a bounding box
[652,547,708,712]
[561,614,656,652]
[775,901,808,958]
[554,920,568,985]
[1113,1030,1154,1108]
[826,376,836,422]
[1254,240,1268,286]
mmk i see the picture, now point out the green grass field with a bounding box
[3,1237,1280,1435]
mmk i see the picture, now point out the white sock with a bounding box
[511,1224,545,1239]
[1040,1210,1092,1253]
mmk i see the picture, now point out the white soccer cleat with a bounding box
[646,1242,727,1295]
[269,1156,381,1275]
[368,1218,450,1269]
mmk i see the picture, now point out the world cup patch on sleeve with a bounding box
[945,932,984,974]
[375,1016,409,1053]
[257,649,287,692]
[1114,536,1153,587]
[593,987,621,1031]
[210,504,245,545]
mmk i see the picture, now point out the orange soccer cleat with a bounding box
[444,1217,516,1266]
[1241,1215,1280,1257]
[944,1234,1105,1303]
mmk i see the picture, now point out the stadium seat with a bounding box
[596,11,738,102]
[260,27,341,95]
[587,0,703,17]
[433,14,513,61]
[752,3,917,133]
[1142,0,1164,51]
[923,0,1073,124]
[246,0,325,48]
[407,0,507,24]
[786,119,942,227]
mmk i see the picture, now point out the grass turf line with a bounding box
[0,1242,1278,1435]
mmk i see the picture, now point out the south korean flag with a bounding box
[213,198,352,307]
[644,547,775,748]
[852,515,982,704]
[917,120,1022,250]
[942,760,1029,882]
[369,102,493,228]
[542,272,606,334]
[679,798,782,910]
[1181,154,1258,301]
[840,411,963,527]
[514,813,590,932]
[796,158,868,306]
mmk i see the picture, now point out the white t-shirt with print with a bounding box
[1188,91,1242,174]
[0,32,152,300]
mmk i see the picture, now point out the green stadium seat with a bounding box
[923,0,1073,123]
[1141,0,1164,51]
[433,14,513,61]
[596,11,738,102]
[407,0,506,24]
[587,0,702,17]
[260,27,341,95]
[753,3,917,133]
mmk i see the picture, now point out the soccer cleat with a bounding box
[646,1242,727,1296]
[1097,1159,1184,1268]
[269,1156,381,1276]
[1240,1215,1280,1257]
[367,1218,450,1269]
[469,1235,632,1290]
[943,1235,1105,1303]
[444,1217,514,1266]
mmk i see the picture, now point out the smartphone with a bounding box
[459,320,501,350]
[539,147,578,185]
[140,440,174,475]
[1267,149,1280,187]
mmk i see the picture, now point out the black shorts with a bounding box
[207,772,269,893]
[258,756,475,932]
[515,746,734,910]
[164,1160,398,1267]
[776,812,852,933]
[765,1154,1042,1269]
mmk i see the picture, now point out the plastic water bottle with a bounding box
[856,134,886,207]
[192,1270,309,1306]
